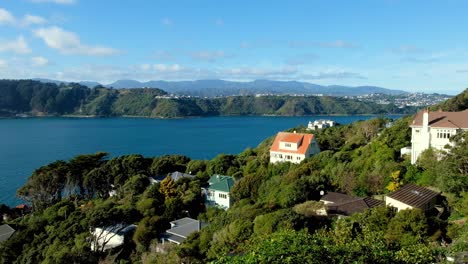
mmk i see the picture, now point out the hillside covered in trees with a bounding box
[0,87,467,263]
[0,118,467,262]
[0,80,416,118]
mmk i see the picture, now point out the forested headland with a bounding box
[0,86,467,263]
[0,80,416,118]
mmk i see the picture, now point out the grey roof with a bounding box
[0,224,15,243]
[165,217,207,243]
[153,171,195,182]
[170,217,198,227]
[163,233,185,244]
[387,184,440,208]
[169,171,195,181]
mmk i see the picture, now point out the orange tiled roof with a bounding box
[281,133,304,144]
[270,132,314,155]
[412,109,468,129]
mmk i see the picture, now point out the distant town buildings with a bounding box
[270,131,320,164]
[346,93,452,108]
[307,119,336,130]
[409,109,468,164]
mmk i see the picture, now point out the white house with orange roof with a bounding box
[410,109,468,164]
[269,131,320,164]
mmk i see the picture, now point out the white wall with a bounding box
[270,151,305,164]
[206,190,231,209]
[411,126,466,164]
[385,197,415,212]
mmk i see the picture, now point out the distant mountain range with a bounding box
[33,78,408,97]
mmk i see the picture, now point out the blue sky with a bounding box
[1,0,468,94]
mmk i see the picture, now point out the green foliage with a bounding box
[385,209,429,246]
[431,88,468,111]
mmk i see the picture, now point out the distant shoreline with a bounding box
[0,113,409,120]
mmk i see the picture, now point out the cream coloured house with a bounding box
[385,184,439,212]
[270,131,320,164]
[410,109,468,164]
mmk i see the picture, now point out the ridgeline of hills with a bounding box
[0,80,416,118]
[431,88,468,111]
[34,78,408,97]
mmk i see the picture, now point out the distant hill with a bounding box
[0,79,415,118]
[106,79,408,97]
[33,78,408,97]
[430,88,468,111]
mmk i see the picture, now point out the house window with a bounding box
[218,193,227,199]
[285,143,291,147]
[415,129,420,134]
[296,156,301,160]
[437,129,451,139]
[278,154,283,158]
[285,155,292,160]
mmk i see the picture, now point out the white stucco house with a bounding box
[410,109,468,164]
[385,184,440,212]
[269,131,320,164]
[90,224,137,252]
[204,175,235,209]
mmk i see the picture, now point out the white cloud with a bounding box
[0,36,32,54]
[31,56,49,67]
[29,0,76,4]
[215,19,224,26]
[0,8,16,25]
[240,41,251,49]
[0,59,7,67]
[153,64,183,72]
[299,71,366,80]
[161,18,173,26]
[392,45,424,54]
[34,26,119,56]
[285,53,319,65]
[190,51,228,62]
[153,50,174,61]
[289,40,358,48]
[21,15,47,27]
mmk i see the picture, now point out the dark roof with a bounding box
[0,224,15,243]
[411,109,468,128]
[326,197,384,216]
[387,184,440,208]
[321,192,359,204]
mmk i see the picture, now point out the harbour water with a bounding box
[0,115,401,205]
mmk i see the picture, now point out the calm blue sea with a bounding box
[0,115,402,206]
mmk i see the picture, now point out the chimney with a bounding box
[423,109,429,129]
